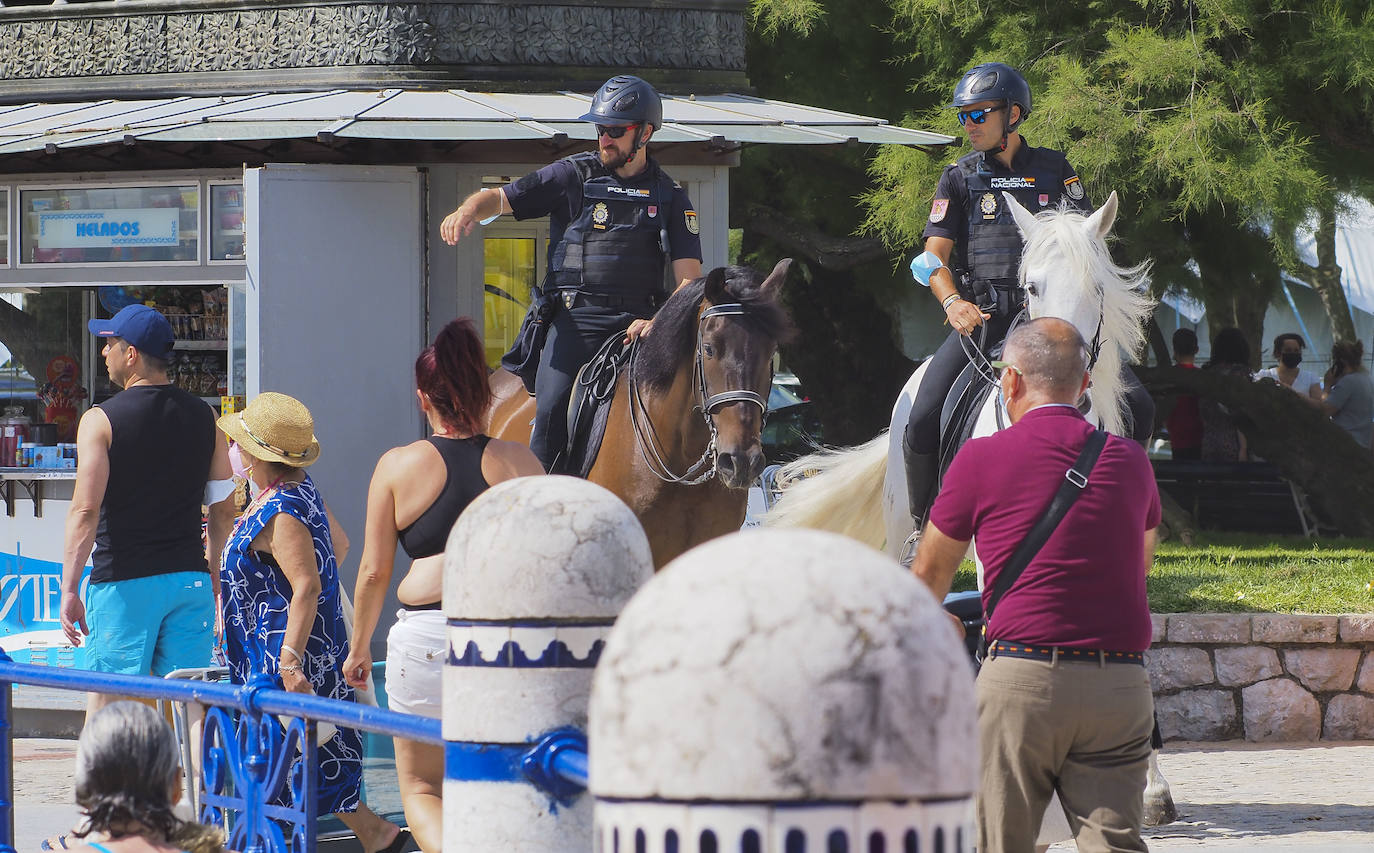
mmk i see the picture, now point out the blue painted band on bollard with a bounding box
[447,638,605,668]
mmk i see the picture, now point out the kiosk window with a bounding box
[0,288,86,442]
[20,185,200,264]
[210,184,245,261]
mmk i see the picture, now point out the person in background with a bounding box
[217,393,408,853]
[63,701,227,853]
[1200,327,1251,462]
[1255,333,1323,404]
[343,318,542,853]
[911,318,1158,853]
[1322,340,1374,449]
[1165,328,1203,460]
[57,304,235,838]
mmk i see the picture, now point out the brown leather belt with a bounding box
[987,640,1144,666]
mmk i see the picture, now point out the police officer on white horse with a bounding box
[441,75,703,470]
[904,62,1153,532]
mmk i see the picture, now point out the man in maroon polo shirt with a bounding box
[912,317,1159,853]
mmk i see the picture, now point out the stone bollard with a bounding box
[443,475,653,851]
[589,529,978,853]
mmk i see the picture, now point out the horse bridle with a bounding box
[628,302,769,485]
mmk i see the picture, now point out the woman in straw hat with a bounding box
[342,318,542,852]
[218,392,409,853]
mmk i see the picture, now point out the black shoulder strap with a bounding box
[983,428,1110,630]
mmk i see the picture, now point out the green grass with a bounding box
[949,533,1374,614]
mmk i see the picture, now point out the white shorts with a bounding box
[384,608,446,719]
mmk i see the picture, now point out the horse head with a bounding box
[696,258,792,488]
[1004,190,1154,437]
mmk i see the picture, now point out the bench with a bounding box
[1152,460,1320,537]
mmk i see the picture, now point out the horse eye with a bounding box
[1025,282,1039,298]
[702,343,715,358]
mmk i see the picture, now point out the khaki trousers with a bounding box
[976,653,1154,853]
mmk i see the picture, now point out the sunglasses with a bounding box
[595,124,638,139]
[990,360,1023,377]
[957,105,1006,126]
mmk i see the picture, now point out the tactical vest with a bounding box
[958,151,1075,314]
[549,152,675,298]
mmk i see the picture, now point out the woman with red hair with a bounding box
[343,318,542,852]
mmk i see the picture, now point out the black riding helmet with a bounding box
[951,62,1031,132]
[578,75,664,130]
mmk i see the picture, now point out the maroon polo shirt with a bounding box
[930,405,1160,651]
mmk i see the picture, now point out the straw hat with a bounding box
[217,392,320,467]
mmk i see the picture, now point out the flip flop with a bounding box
[378,828,414,853]
[40,836,72,850]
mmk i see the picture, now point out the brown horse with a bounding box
[487,259,793,567]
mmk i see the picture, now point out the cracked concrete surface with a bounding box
[443,476,653,619]
[590,529,978,802]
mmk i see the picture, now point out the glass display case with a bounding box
[0,189,8,267]
[19,185,200,265]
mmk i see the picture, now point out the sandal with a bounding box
[40,836,73,850]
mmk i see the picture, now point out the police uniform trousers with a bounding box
[531,303,647,470]
[976,654,1154,853]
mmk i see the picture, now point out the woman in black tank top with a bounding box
[341,319,542,853]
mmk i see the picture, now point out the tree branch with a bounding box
[742,204,894,272]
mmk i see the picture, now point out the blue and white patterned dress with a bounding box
[219,474,362,815]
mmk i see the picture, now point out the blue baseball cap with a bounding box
[88,304,175,357]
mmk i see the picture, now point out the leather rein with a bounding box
[627,302,769,485]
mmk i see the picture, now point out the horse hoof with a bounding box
[1143,787,1178,826]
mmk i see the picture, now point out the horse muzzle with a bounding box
[715,445,765,490]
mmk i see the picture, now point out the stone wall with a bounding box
[1149,613,1374,742]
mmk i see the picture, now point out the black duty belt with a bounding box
[987,640,1144,666]
[557,290,656,311]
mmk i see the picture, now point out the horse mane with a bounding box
[635,265,794,392]
[1020,203,1154,437]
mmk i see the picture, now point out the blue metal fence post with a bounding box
[0,649,13,853]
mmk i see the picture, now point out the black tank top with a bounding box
[93,385,215,584]
[397,435,492,560]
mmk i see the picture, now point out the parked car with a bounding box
[762,375,824,462]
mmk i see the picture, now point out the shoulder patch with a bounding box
[684,210,700,235]
[1064,175,1085,200]
[929,198,950,223]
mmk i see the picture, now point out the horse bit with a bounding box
[629,302,769,485]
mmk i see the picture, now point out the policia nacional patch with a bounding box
[592,202,610,229]
[685,210,700,235]
[1064,176,1085,200]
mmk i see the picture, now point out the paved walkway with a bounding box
[11,739,1373,851]
[1050,741,1374,851]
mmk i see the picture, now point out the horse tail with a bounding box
[764,434,890,549]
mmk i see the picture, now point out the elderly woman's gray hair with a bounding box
[74,701,225,853]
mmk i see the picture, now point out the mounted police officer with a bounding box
[440,75,703,470]
[903,62,1152,535]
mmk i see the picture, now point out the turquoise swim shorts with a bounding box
[86,571,215,676]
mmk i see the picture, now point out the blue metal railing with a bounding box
[0,649,588,853]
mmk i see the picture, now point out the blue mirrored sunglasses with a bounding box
[957,105,1006,125]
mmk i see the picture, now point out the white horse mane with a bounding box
[1016,197,1154,437]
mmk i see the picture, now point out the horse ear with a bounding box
[761,258,793,295]
[702,266,729,302]
[1084,190,1119,239]
[1003,192,1038,238]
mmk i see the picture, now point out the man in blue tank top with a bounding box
[59,304,233,718]
[440,75,704,470]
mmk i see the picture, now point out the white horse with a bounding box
[767,190,1153,557]
[766,190,1179,832]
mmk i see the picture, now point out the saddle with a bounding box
[554,332,631,478]
[936,350,1001,481]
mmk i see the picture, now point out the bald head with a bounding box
[1004,318,1090,402]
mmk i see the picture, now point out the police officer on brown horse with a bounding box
[904,62,1153,536]
[441,75,703,470]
